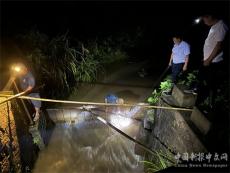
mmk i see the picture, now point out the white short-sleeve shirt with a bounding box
[203,20,228,63]
[172,41,190,64]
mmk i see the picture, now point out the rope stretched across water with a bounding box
[0,93,193,112]
[0,92,182,162]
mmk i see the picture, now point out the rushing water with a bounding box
[32,108,145,173]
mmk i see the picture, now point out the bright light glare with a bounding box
[110,115,131,129]
[195,18,201,24]
[14,66,21,72]
[97,116,107,124]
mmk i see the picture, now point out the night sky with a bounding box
[2,1,229,36]
[1,1,229,65]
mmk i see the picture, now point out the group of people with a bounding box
[167,13,228,108]
[13,13,228,123]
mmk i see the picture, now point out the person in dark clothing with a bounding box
[104,93,124,114]
[13,63,41,122]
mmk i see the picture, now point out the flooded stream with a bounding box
[32,108,146,173]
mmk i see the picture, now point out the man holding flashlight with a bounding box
[13,63,41,122]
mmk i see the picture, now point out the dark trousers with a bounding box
[171,63,184,84]
[196,61,224,106]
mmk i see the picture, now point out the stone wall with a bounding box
[151,99,207,154]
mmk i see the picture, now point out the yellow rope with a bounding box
[0,94,193,112]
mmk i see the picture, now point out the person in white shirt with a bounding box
[203,15,228,65]
[195,14,228,107]
[168,33,190,91]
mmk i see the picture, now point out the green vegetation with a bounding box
[141,150,177,173]
[147,89,160,105]
[160,78,173,92]
[147,70,199,105]
[178,70,198,87]
[147,76,172,105]
[85,40,128,64]
[17,30,130,99]
[32,136,40,145]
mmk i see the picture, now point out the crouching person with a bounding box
[104,93,124,114]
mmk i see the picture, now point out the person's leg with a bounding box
[33,107,40,121]
[171,63,184,84]
[195,64,211,106]
[170,63,184,94]
[164,63,181,95]
[171,63,177,84]
[30,93,41,122]
[209,61,224,107]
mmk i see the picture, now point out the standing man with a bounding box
[195,14,228,107]
[202,14,228,67]
[168,33,190,94]
[13,63,41,122]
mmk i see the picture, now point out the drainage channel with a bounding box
[32,107,146,173]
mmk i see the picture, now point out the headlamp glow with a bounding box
[194,17,201,24]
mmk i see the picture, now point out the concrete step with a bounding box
[190,107,212,135]
[172,85,197,108]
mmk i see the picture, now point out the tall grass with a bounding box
[16,30,129,99]
[141,150,177,173]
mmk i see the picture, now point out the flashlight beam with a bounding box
[2,76,16,91]
[86,108,176,164]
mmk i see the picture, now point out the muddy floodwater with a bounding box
[32,110,146,173]
[32,61,157,173]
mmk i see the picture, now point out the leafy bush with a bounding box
[160,79,173,92]
[147,89,160,105]
[21,32,82,98]
[17,30,129,99]
[86,40,128,64]
[178,70,198,87]
[147,77,173,105]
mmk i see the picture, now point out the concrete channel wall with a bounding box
[144,85,210,155]
[151,99,207,154]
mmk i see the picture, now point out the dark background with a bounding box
[1,1,229,68]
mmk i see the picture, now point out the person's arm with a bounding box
[203,42,223,66]
[25,73,35,92]
[183,55,189,71]
[25,86,33,92]
[169,53,173,66]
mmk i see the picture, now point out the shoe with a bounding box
[184,88,198,95]
[162,90,172,96]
